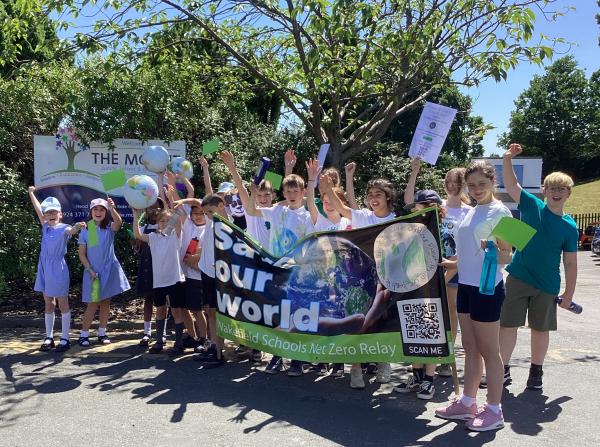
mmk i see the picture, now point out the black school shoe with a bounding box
[287,360,304,377]
[200,349,225,368]
[149,342,164,353]
[40,337,55,352]
[194,344,216,361]
[168,344,185,357]
[264,356,283,374]
[55,339,71,353]
[182,335,197,349]
[526,367,543,390]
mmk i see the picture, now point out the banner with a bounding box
[33,133,186,223]
[215,209,454,364]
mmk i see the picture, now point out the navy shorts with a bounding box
[447,272,459,288]
[154,282,186,309]
[457,281,505,323]
[184,278,204,311]
[201,271,217,308]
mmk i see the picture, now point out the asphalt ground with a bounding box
[1,251,599,447]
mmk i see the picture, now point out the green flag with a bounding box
[87,220,99,248]
[100,169,127,192]
[202,139,220,155]
[490,216,537,251]
[264,171,283,190]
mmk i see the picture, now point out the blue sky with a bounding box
[468,1,600,155]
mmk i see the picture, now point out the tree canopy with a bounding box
[0,0,66,78]
[47,0,561,168]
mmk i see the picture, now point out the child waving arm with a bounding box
[28,186,45,225]
[107,198,123,232]
[305,158,321,225]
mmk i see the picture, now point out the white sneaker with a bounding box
[375,362,391,383]
[350,365,365,389]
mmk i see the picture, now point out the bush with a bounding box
[0,163,41,296]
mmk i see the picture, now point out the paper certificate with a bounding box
[408,102,457,165]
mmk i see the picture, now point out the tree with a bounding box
[0,0,66,78]
[499,56,599,178]
[48,0,561,169]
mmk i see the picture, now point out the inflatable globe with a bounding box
[168,156,193,179]
[123,175,159,209]
[286,235,378,321]
[140,146,169,173]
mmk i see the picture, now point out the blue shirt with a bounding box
[506,190,578,295]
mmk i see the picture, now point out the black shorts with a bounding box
[153,282,186,309]
[185,278,205,311]
[457,281,505,323]
[201,271,217,308]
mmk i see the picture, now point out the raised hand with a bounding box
[410,156,422,174]
[165,170,177,185]
[306,158,321,182]
[198,156,209,171]
[107,197,116,209]
[318,173,334,192]
[248,182,258,196]
[284,149,297,169]
[344,162,356,177]
[504,143,523,159]
[28,186,36,194]
[220,150,236,170]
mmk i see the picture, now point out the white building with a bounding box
[472,157,543,213]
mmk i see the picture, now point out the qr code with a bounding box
[397,298,446,345]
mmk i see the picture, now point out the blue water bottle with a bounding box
[555,297,583,314]
[479,240,497,295]
[254,157,271,185]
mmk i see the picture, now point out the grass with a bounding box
[564,178,600,215]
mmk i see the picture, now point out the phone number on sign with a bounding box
[61,211,88,219]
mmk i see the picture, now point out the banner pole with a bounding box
[450,362,460,395]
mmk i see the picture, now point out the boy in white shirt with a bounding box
[178,202,208,350]
[132,206,186,355]
[220,150,313,376]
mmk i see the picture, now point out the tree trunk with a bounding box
[325,139,344,171]
[65,148,76,171]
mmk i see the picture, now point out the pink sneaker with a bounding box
[435,398,477,421]
[466,406,505,432]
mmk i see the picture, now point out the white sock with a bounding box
[486,403,501,414]
[460,395,477,407]
[98,327,107,337]
[44,313,55,338]
[81,330,89,338]
[61,312,71,342]
[144,321,152,335]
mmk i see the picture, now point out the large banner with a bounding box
[33,133,185,223]
[215,209,454,364]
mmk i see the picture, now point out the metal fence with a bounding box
[572,213,600,232]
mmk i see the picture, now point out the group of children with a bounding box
[29,143,579,432]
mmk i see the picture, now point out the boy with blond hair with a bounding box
[500,143,578,390]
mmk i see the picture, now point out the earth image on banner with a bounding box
[286,235,378,320]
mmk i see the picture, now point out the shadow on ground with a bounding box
[0,331,574,447]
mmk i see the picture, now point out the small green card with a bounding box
[202,139,220,155]
[100,169,127,192]
[264,171,283,190]
[87,219,99,247]
[490,216,537,251]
